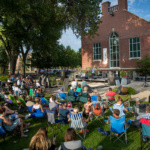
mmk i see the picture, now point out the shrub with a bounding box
[0,75,9,81]
[112,87,136,95]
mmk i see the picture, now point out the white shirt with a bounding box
[33,104,40,109]
[36,82,40,87]
[71,81,77,89]
[17,80,21,86]
[92,68,95,73]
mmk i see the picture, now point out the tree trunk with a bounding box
[21,59,26,76]
[10,57,17,75]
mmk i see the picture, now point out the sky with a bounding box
[59,0,150,51]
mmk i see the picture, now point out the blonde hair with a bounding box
[35,97,40,103]
[29,127,51,150]
[73,107,79,114]
[84,86,88,91]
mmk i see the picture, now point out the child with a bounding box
[84,97,92,115]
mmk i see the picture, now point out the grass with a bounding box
[0,100,149,150]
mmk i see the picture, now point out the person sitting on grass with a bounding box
[58,103,70,124]
[32,97,44,113]
[0,107,30,137]
[84,97,92,115]
[29,127,56,150]
[58,128,92,150]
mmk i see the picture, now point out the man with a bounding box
[106,88,116,101]
[92,67,95,78]
[49,96,59,114]
[141,106,150,120]
[81,80,87,89]
[84,97,92,115]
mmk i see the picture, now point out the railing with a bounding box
[108,5,118,12]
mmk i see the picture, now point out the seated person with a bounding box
[58,128,92,150]
[106,88,116,101]
[93,103,103,115]
[59,103,70,124]
[76,84,82,93]
[0,107,30,137]
[68,87,74,93]
[0,104,30,120]
[56,88,63,99]
[91,89,99,96]
[84,97,92,115]
[141,106,150,120]
[119,87,129,95]
[29,127,56,150]
[71,79,78,89]
[106,109,129,128]
[32,97,44,113]
[49,96,59,114]
[81,80,87,89]
[113,96,128,117]
[132,97,141,113]
[92,96,109,112]
[26,96,35,107]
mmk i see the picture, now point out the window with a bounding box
[130,37,140,58]
[109,32,119,67]
[93,43,101,60]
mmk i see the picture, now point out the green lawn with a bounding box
[0,100,149,150]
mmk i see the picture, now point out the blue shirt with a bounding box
[141,113,150,120]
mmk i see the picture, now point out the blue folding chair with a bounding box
[91,95,99,102]
[59,93,66,100]
[31,108,45,118]
[109,116,130,145]
[140,118,150,150]
[27,106,33,113]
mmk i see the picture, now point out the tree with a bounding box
[136,55,150,86]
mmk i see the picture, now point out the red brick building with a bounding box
[82,0,150,72]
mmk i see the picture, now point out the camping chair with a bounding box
[106,96,116,106]
[47,111,62,135]
[92,104,104,123]
[70,111,86,139]
[40,97,49,107]
[31,108,45,118]
[0,118,6,142]
[140,118,150,150]
[91,95,100,102]
[59,93,66,100]
[109,116,130,145]
[65,91,75,102]
[27,106,33,113]
[134,104,149,120]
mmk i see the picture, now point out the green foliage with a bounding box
[0,75,8,81]
[136,55,150,75]
[120,70,126,77]
[112,87,136,95]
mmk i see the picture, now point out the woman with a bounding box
[29,127,56,150]
[76,84,82,93]
[32,97,44,113]
[58,128,92,150]
[0,107,30,137]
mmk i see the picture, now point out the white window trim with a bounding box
[129,37,141,58]
[93,43,101,61]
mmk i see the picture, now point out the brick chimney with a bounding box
[118,0,128,11]
[101,1,110,15]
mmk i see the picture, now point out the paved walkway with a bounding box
[45,80,150,101]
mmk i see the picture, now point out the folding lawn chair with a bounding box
[70,111,86,139]
[109,116,130,145]
[59,92,66,100]
[106,96,116,106]
[47,111,62,135]
[31,108,45,118]
[134,104,149,120]
[140,118,150,150]
[92,104,104,123]
[91,95,100,102]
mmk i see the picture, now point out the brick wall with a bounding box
[82,0,150,70]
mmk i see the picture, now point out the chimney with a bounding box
[118,0,128,11]
[101,1,110,16]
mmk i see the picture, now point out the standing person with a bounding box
[92,67,95,78]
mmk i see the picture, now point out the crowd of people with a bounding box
[0,75,150,149]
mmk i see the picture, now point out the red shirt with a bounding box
[106,91,116,100]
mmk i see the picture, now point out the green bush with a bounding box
[0,75,9,81]
[112,87,136,95]
[120,70,126,77]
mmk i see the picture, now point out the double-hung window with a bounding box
[93,43,101,60]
